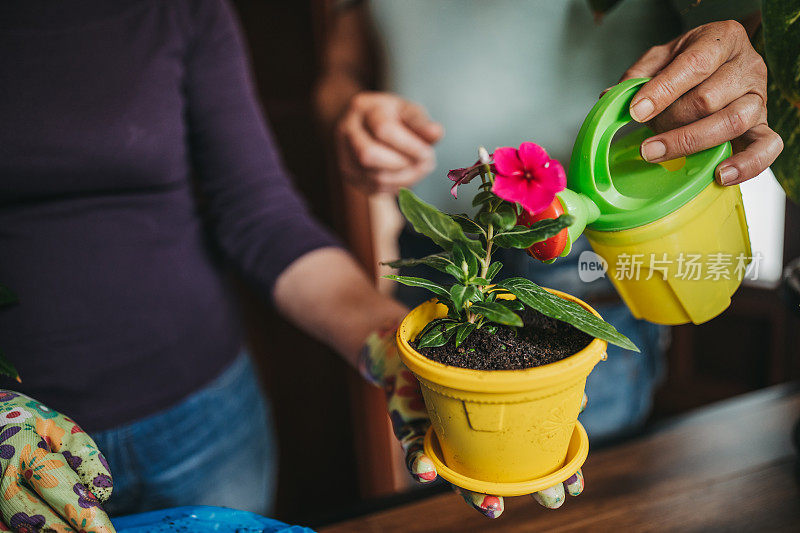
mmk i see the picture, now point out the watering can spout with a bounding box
[555,189,600,258]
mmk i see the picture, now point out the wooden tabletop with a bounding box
[321,383,800,532]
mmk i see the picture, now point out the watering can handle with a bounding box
[566,77,651,211]
[552,78,651,257]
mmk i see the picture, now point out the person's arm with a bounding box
[183,1,340,300]
[314,1,443,194]
[181,0,407,364]
[273,247,406,367]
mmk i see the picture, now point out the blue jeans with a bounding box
[397,228,667,444]
[580,302,667,444]
[90,353,277,517]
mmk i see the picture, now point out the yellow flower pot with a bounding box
[397,289,606,486]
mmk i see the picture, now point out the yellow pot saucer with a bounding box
[423,422,589,497]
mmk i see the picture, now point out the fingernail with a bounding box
[718,165,739,185]
[630,97,655,122]
[641,140,666,161]
[456,489,504,519]
[564,469,585,496]
[478,495,504,519]
[411,455,437,483]
[533,485,566,509]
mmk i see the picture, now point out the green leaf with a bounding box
[477,211,502,229]
[499,299,525,311]
[763,1,800,104]
[417,317,451,340]
[498,277,639,351]
[472,191,496,207]
[450,284,478,310]
[495,203,518,231]
[486,262,503,282]
[454,322,477,347]
[469,301,523,327]
[452,242,479,279]
[444,264,467,282]
[382,253,456,275]
[451,214,486,236]
[398,189,483,253]
[756,9,800,203]
[446,306,463,321]
[493,215,573,249]
[767,78,800,203]
[482,324,498,335]
[0,351,19,382]
[0,285,18,307]
[470,277,491,285]
[417,321,460,348]
[383,275,449,297]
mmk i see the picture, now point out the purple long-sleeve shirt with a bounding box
[0,0,338,430]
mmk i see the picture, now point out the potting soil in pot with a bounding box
[413,308,592,370]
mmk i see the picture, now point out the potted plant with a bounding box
[385,143,638,493]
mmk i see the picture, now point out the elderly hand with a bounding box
[618,20,783,186]
[334,92,443,194]
[0,391,114,533]
[359,326,585,519]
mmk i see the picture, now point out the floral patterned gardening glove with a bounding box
[0,391,114,533]
[359,326,585,519]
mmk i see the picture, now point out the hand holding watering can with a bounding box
[553,77,753,325]
[615,20,782,185]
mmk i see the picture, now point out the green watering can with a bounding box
[539,78,752,325]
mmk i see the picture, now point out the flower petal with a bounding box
[446,166,474,183]
[493,173,558,215]
[447,162,482,198]
[448,160,497,198]
[518,142,549,170]
[492,147,524,176]
[540,159,567,192]
[521,179,558,214]
[491,172,529,205]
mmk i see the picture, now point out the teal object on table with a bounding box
[111,506,315,532]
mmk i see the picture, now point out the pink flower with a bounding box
[447,153,494,198]
[491,143,566,214]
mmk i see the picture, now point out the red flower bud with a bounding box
[517,196,568,261]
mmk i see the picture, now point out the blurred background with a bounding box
[228,0,799,526]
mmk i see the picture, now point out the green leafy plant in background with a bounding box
[384,147,638,352]
[589,0,800,203]
[760,0,800,203]
[0,285,20,381]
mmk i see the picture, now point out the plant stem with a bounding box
[481,225,493,280]
[468,162,498,324]
[479,162,497,283]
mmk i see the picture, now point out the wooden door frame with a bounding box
[312,0,400,498]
